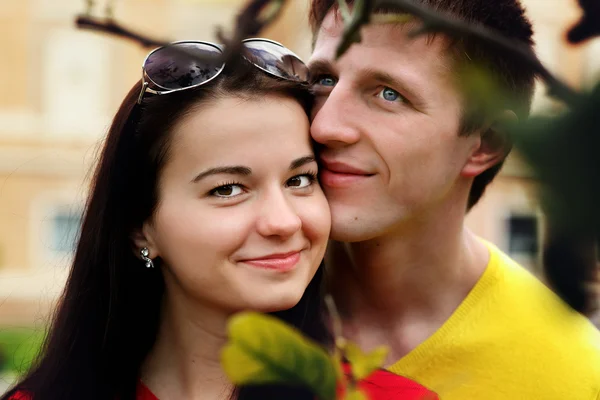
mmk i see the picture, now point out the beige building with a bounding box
[0,0,599,327]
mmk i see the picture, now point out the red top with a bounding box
[11,369,438,400]
[136,380,159,400]
[342,368,439,399]
[7,393,30,400]
[137,368,438,400]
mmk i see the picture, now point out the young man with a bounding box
[308,0,600,398]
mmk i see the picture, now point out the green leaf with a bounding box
[344,342,388,380]
[221,312,338,400]
[344,387,369,400]
[337,0,352,22]
[371,14,414,25]
[455,63,516,120]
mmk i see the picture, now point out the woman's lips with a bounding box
[240,251,301,272]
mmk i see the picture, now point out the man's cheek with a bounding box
[311,96,328,121]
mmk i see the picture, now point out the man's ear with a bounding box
[461,110,517,178]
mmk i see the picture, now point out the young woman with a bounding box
[3,39,331,400]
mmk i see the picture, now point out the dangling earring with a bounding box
[140,247,154,269]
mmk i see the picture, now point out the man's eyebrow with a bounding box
[361,68,424,106]
[308,59,336,75]
[290,155,316,170]
[191,166,252,183]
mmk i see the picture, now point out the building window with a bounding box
[51,209,81,254]
[41,28,110,137]
[507,214,539,258]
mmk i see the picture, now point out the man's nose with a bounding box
[311,85,361,149]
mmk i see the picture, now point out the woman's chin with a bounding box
[243,291,304,314]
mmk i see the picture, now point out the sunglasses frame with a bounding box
[137,38,308,104]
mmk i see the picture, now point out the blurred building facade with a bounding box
[0,0,599,327]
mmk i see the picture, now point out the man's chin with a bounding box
[329,223,382,243]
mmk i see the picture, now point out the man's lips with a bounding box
[319,159,373,175]
[319,158,374,188]
[239,251,301,271]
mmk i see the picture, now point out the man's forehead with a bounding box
[310,9,451,75]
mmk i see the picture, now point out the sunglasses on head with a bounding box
[137,38,310,104]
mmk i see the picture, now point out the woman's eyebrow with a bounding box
[290,155,316,170]
[191,166,252,183]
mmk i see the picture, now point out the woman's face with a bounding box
[142,94,331,313]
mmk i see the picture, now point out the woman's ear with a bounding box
[461,110,517,178]
[131,222,159,259]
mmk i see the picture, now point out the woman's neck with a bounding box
[141,291,234,400]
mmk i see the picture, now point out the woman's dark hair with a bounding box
[2,57,329,400]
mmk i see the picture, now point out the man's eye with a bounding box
[378,87,403,102]
[313,75,337,87]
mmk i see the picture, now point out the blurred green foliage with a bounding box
[512,83,600,235]
[0,328,44,375]
[222,312,340,400]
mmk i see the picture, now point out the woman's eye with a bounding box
[210,184,244,198]
[313,75,337,87]
[287,174,316,189]
[378,87,403,102]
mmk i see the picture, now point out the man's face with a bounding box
[309,10,480,242]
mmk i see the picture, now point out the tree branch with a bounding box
[217,0,288,63]
[75,0,290,66]
[75,15,168,48]
[363,0,584,106]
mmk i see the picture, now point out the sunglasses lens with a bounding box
[243,40,309,83]
[144,42,224,90]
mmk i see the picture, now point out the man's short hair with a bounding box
[310,0,536,209]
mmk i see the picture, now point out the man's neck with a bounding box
[141,290,233,400]
[327,208,490,363]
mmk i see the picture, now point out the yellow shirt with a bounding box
[388,240,600,399]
